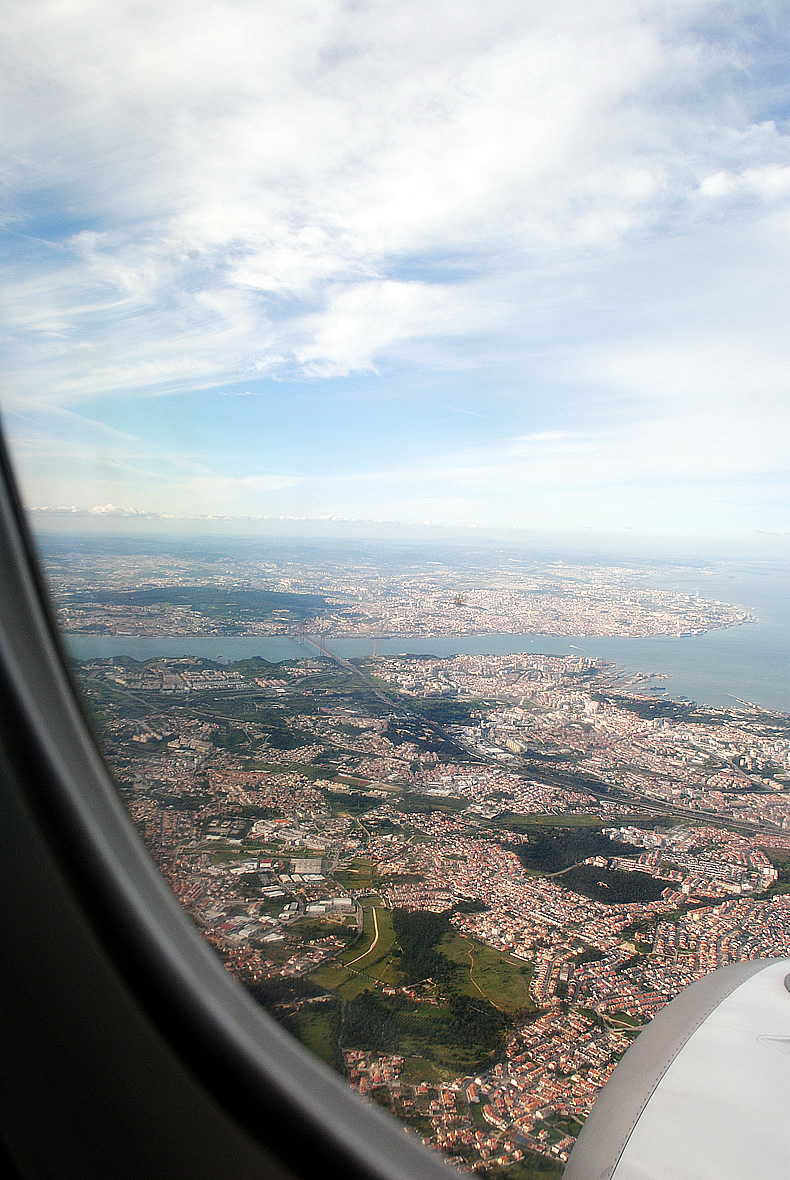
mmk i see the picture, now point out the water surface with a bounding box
[66,569,789,717]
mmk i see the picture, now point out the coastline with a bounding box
[65,619,790,716]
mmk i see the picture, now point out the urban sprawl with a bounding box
[49,545,789,1178]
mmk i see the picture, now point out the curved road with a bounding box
[346,906,380,966]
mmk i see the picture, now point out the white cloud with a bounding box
[3,0,789,406]
[2,0,789,540]
[89,503,143,516]
[292,279,495,375]
[700,163,790,201]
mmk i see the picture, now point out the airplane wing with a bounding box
[565,957,790,1180]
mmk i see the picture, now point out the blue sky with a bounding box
[2,0,790,551]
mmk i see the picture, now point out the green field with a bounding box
[395,792,469,813]
[287,1008,341,1068]
[341,901,388,958]
[606,1010,643,1028]
[300,905,518,1074]
[327,790,386,816]
[399,1056,455,1084]
[336,973,380,1001]
[335,858,376,890]
[439,934,534,1014]
[487,1152,564,1179]
[469,1100,489,1130]
[307,901,399,999]
[340,903,399,984]
[307,962,355,992]
[341,989,507,1073]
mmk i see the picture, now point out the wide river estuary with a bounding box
[66,566,790,715]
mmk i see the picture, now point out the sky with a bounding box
[1,0,790,553]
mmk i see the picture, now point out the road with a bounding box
[346,905,381,967]
[301,634,477,760]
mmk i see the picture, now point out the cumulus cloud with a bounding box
[3,0,789,403]
[700,164,790,201]
[1,0,789,539]
[291,279,496,374]
[89,504,143,516]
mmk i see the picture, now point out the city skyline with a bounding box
[2,1,790,552]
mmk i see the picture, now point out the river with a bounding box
[65,563,790,715]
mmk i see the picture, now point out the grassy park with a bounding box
[334,857,376,890]
[439,933,534,1014]
[299,903,536,1077]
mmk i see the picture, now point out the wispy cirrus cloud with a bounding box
[3,0,785,397]
[1,0,789,542]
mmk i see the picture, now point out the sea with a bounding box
[65,564,790,716]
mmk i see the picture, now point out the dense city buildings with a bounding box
[47,540,790,1177]
[42,538,753,640]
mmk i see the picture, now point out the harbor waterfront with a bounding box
[66,620,790,716]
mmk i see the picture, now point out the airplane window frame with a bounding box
[0,425,456,1179]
